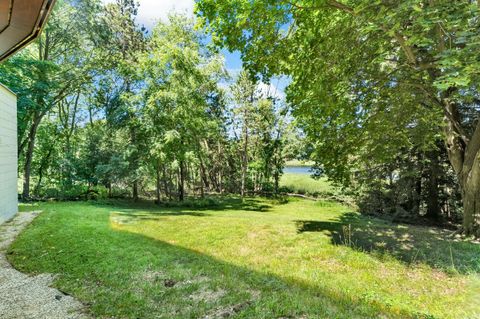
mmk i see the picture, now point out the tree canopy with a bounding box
[0,0,296,205]
[196,0,480,236]
[0,0,478,236]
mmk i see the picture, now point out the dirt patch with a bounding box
[203,300,252,318]
[190,288,226,303]
[202,289,261,318]
[164,278,178,287]
[137,269,165,283]
[177,275,210,287]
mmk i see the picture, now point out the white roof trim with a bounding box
[0,82,17,96]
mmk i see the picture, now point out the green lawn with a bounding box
[9,198,480,318]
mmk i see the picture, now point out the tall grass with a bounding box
[280,173,337,196]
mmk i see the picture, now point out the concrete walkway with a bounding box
[0,211,88,319]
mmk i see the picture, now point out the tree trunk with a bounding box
[198,163,205,198]
[23,31,52,199]
[22,113,43,199]
[241,155,247,197]
[414,170,422,215]
[179,159,185,201]
[34,146,53,196]
[241,109,249,197]
[218,170,223,194]
[198,156,209,191]
[460,157,480,237]
[274,170,280,195]
[22,145,33,199]
[130,124,140,202]
[425,149,441,221]
[156,163,161,204]
[162,164,170,200]
[133,181,139,202]
[217,141,223,193]
[443,98,480,236]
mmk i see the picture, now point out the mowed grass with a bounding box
[8,198,480,319]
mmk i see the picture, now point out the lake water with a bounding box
[283,166,312,175]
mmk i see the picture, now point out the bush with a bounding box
[36,185,130,201]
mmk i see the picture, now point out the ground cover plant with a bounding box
[9,198,480,319]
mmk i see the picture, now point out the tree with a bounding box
[196,0,480,236]
[140,15,225,201]
[230,72,289,195]
[0,0,103,199]
[103,0,147,201]
[0,2,294,203]
[231,72,256,196]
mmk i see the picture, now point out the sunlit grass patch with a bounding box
[8,198,480,318]
[18,202,40,212]
[280,173,338,196]
[285,160,315,167]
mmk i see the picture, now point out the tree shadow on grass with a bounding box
[112,231,422,318]
[93,196,274,214]
[93,197,275,227]
[208,196,274,212]
[12,223,417,319]
[296,213,480,274]
[109,211,209,224]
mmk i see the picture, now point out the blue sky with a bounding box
[103,0,195,27]
[102,0,243,71]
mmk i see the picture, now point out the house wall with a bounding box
[0,84,17,224]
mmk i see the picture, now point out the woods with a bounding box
[0,0,478,236]
[197,0,480,236]
[0,0,478,240]
[0,0,295,203]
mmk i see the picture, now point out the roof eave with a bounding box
[0,0,56,62]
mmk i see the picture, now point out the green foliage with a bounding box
[196,0,480,232]
[230,71,289,195]
[355,143,463,224]
[140,15,227,200]
[1,3,295,202]
[0,0,111,198]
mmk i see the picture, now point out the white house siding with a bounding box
[0,83,17,224]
